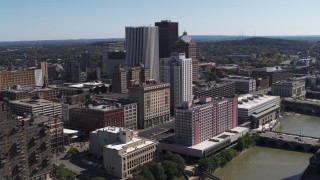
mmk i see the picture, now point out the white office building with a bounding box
[89,127,158,179]
[163,53,192,111]
[125,26,159,80]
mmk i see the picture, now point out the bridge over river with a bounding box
[258,131,320,152]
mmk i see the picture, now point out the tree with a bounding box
[198,158,213,172]
[139,166,155,180]
[163,151,174,161]
[172,154,186,176]
[148,163,167,180]
[161,160,178,180]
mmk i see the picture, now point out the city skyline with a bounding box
[1,0,320,41]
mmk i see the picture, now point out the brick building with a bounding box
[1,87,59,101]
[69,104,125,132]
[0,69,36,89]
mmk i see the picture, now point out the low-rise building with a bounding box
[9,99,63,118]
[237,94,280,130]
[1,86,59,101]
[89,127,158,179]
[221,76,256,94]
[69,104,124,132]
[195,81,235,99]
[271,81,306,98]
[159,126,248,158]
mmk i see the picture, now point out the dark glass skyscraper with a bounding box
[155,20,178,58]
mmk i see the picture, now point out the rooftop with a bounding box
[11,99,61,107]
[106,137,156,153]
[91,126,130,134]
[191,127,249,151]
[237,94,280,110]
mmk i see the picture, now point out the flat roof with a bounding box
[106,137,156,153]
[10,99,61,107]
[91,126,130,134]
[88,104,117,111]
[238,94,279,110]
[190,127,249,151]
[63,128,79,134]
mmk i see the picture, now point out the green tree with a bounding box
[161,160,178,180]
[163,151,174,161]
[139,166,155,180]
[172,154,186,176]
[148,163,167,180]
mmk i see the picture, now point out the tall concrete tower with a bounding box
[163,53,193,114]
[125,26,159,80]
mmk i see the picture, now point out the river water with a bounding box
[213,114,320,180]
[280,113,320,138]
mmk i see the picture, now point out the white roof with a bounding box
[191,127,248,151]
[106,137,155,153]
[238,94,279,110]
[91,126,125,134]
[63,128,78,134]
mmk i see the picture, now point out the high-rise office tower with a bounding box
[64,60,80,83]
[155,20,178,58]
[163,53,192,114]
[174,31,199,82]
[125,26,159,80]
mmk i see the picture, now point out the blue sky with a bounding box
[1,0,320,41]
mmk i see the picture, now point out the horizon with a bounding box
[1,34,320,43]
[1,0,320,41]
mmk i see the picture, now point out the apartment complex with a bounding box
[125,26,159,80]
[96,127,158,179]
[271,80,306,97]
[112,65,150,94]
[195,81,235,99]
[174,97,238,146]
[162,53,193,113]
[9,99,63,118]
[0,111,52,180]
[221,76,256,94]
[174,31,198,82]
[238,94,280,128]
[0,69,36,89]
[128,81,170,129]
[27,115,64,153]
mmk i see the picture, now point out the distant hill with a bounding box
[192,35,320,42]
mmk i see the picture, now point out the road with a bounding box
[260,131,320,145]
[138,120,175,139]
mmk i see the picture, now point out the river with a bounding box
[280,113,320,138]
[213,114,320,180]
[214,146,312,180]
